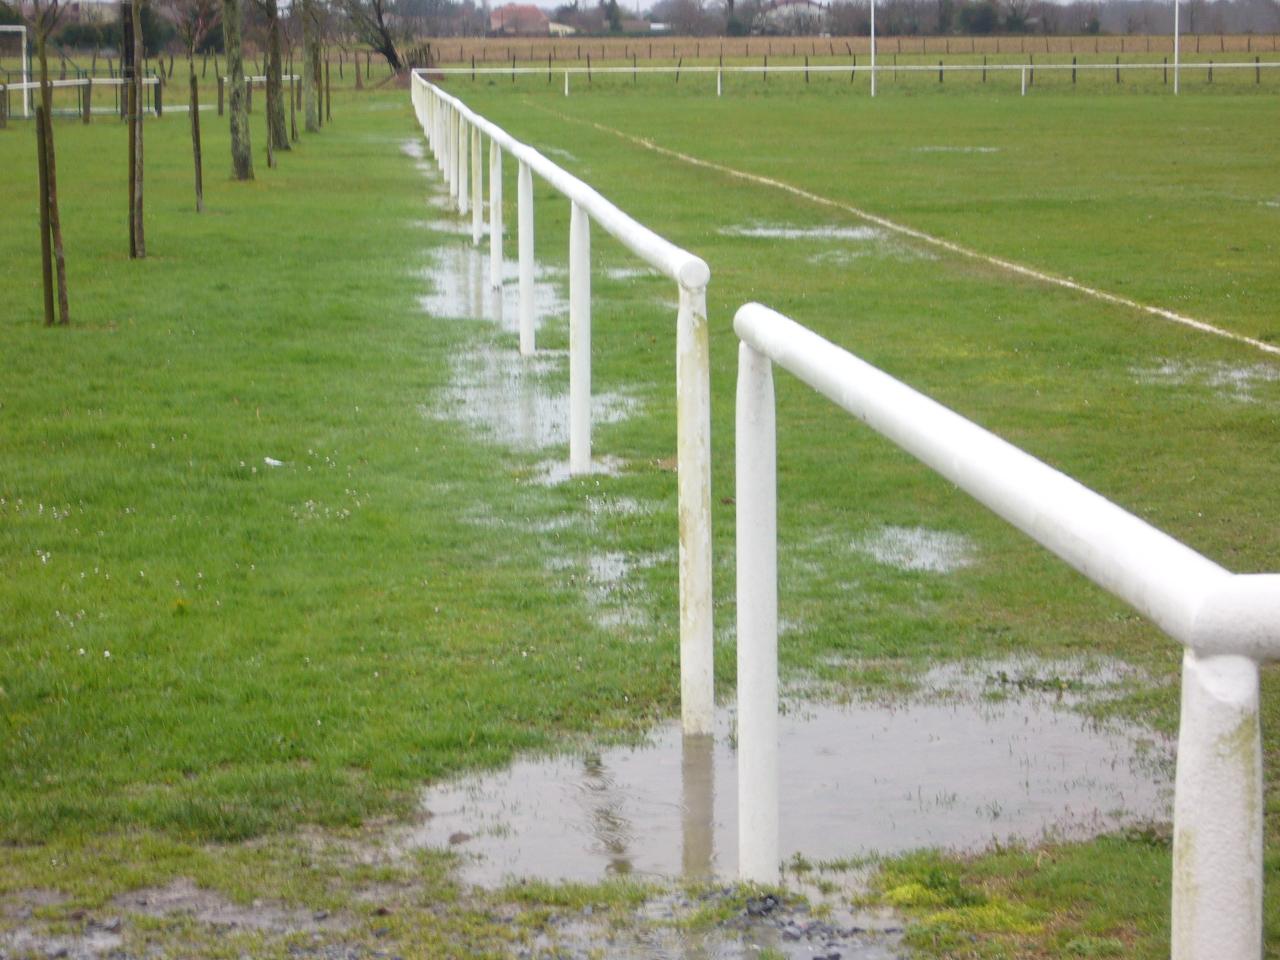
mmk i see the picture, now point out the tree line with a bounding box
[1,0,345,326]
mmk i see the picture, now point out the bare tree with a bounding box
[249,0,288,151]
[334,0,402,70]
[301,0,320,131]
[2,0,71,323]
[222,0,253,178]
[123,0,145,258]
[167,0,220,210]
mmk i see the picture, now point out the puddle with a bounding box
[720,222,932,264]
[580,549,670,629]
[1132,359,1280,402]
[399,658,1171,889]
[410,215,478,237]
[419,245,565,334]
[542,146,579,162]
[529,453,629,485]
[0,925,123,960]
[853,525,976,573]
[810,246,936,266]
[528,891,904,959]
[0,879,347,960]
[720,223,885,243]
[603,265,662,281]
[400,137,425,159]
[913,145,1001,154]
[426,342,639,452]
[112,878,345,934]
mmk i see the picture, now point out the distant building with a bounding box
[489,4,551,35]
[548,21,577,36]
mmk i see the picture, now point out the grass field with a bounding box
[1,69,1278,958]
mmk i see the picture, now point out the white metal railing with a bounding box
[427,60,1280,97]
[733,302,1280,959]
[3,75,163,117]
[0,24,29,117]
[410,71,716,737]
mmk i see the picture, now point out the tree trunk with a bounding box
[37,34,70,322]
[223,0,254,179]
[188,53,204,212]
[35,105,54,327]
[302,0,319,132]
[128,0,145,258]
[265,0,288,150]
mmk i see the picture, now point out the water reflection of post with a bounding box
[681,734,714,879]
[582,753,634,876]
[467,246,484,319]
[516,341,537,445]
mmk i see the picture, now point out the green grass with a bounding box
[2,74,1279,957]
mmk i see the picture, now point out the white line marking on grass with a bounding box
[544,107,1280,359]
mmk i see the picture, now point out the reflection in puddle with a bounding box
[427,343,639,452]
[1132,359,1280,403]
[853,525,976,574]
[419,245,565,336]
[402,659,1171,889]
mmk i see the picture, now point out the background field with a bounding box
[1,68,1278,957]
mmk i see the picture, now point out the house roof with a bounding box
[489,4,550,34]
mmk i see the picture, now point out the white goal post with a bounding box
[0,24,30,118]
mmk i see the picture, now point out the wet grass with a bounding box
[0,74,1278,957]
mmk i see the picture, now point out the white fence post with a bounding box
[717,69,722,97]
[870,0,877,97]
[1172,650,1263,960]
[569,201,591,475]
[458,116,470,216]
[517,161,535,355]
[1021,67,1027,95]
[1174,0,1182,95]
[471,125,483,246]
[679,283,714,737]
[448,107,459,200]
[735,341,779,885]
[489,141,503,289]
[564,70,569,97]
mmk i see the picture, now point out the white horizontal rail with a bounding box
[4,76,161,91]
[410,71,715,738]
[733,301,1278,959]
[415,74,709,288]
[431,60,1280,76]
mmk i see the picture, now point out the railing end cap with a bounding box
[679,257,710,290]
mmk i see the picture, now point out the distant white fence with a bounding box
[733,301,1280,960]
[2,76,163,118]
[0,24,28,117]
[410,71,716,737]
[428,59,1280,96]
